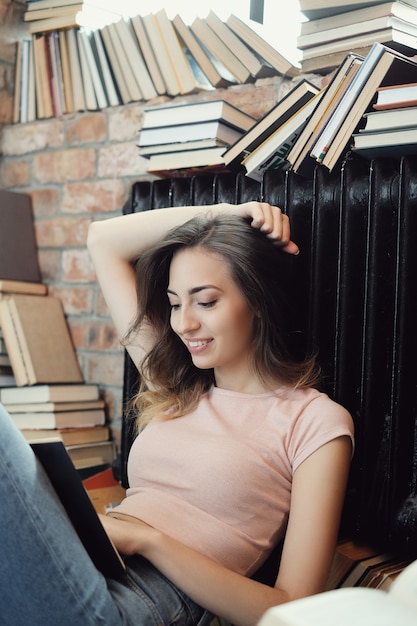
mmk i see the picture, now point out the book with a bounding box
[88,29,120,107]
[29,438,126,578]
[26,37,37,122]
[99,25,130,105]
[0,294,83,386]
[226,13,299,78]
[360,104,417,131]
[0,280,47,297]
[241,90,324,182]
[20,425,109,446]
[46,30,65,117]
[257,559,417,626]
[154,8,207,95]
[77,29,108,110]
[351,125,417,158]
[139,137,230,158]
[310,43,417,171]
[24,3,84,21]
[299,0,405,20]
[66,440,115,470]
[0,190,42,283]
[300,45,372,74]
[141,12,181,97]
[298,14,417,50]
[299,1,417,35]
[205,10,276,80]
[138,119,246,148]
[9,408,106,429]
[100,22,142,103]
[222,79,320,168]
[299,25,417,61]
[130,14,166,95]
[4,399,105,413]
[287,52,365,176]
[76,30,100,111]
[171,14,231,89]
[373,80,417,109]
[146,145,227,174]
[140,99,256,131]
[324,540,383,591]
[113,18,157,102]
[12,39,23,124]
[66,28,86,112]
[26,4,122,34]
[32,33,53,119]
[191,16,251,84]
[0,383,100,404]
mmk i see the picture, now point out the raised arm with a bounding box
[87,202,298,369]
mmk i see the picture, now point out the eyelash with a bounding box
[169,300,217,310]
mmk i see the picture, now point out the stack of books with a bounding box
[352,80,417,157]
[139,99,257,177]
[23,0,123,34]
[196,42,417,180]
[0,188,114,473]
[13,9,298,123]
[0,383,114,471]
[298,0,417,74]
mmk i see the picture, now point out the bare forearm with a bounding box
[143,528,289,626]
[87,203,230,264]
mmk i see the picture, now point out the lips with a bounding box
[186,338,213,352]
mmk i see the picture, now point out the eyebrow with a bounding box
[167,285,219,296]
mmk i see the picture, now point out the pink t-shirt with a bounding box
[112,385,354,575]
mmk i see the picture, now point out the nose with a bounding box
[173,305,200,334]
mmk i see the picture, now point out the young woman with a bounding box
[0,202,353,626]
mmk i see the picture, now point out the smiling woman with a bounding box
[0,200,353,626]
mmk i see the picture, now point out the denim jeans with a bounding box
[0,403,212,626]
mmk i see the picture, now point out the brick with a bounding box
[67,321,88,350]
[30,188,60,217]
[50,286,94,315]
[108,104,146,142]
[35,215,91,247]
[0,90,12,124]
[33,148,96,183]
[66,113,107,145]
[37,249,60,282]
[1,119,64,155]
[0,159,30,186]
[98,142,145,178]
[87,351,124,386]
[62,248,95,282]
[61,179,126,214]
[87,322,120,351]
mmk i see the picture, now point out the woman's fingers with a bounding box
[238,202,300,255]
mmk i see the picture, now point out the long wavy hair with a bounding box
[124,213,320,430]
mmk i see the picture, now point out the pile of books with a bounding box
[298,0,417,74]
[0,188,115,474]
[218,41,417,180]
[0,382,114,472]
[351,80,417,157]
[13,8,298,123]
[139,99,257,177]
[23,0,123,33]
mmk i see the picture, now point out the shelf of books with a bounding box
[0,189,115,476]
[13,2,298,124]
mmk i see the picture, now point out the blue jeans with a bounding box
[0,403,212,626]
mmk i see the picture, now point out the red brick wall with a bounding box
[0,5,327,448]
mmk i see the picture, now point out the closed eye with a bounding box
[199,300,217,308]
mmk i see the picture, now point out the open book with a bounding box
[257,558,417,626]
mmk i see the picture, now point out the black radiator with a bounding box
[120,156,417,556]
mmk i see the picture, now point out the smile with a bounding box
[187,339,212,349]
